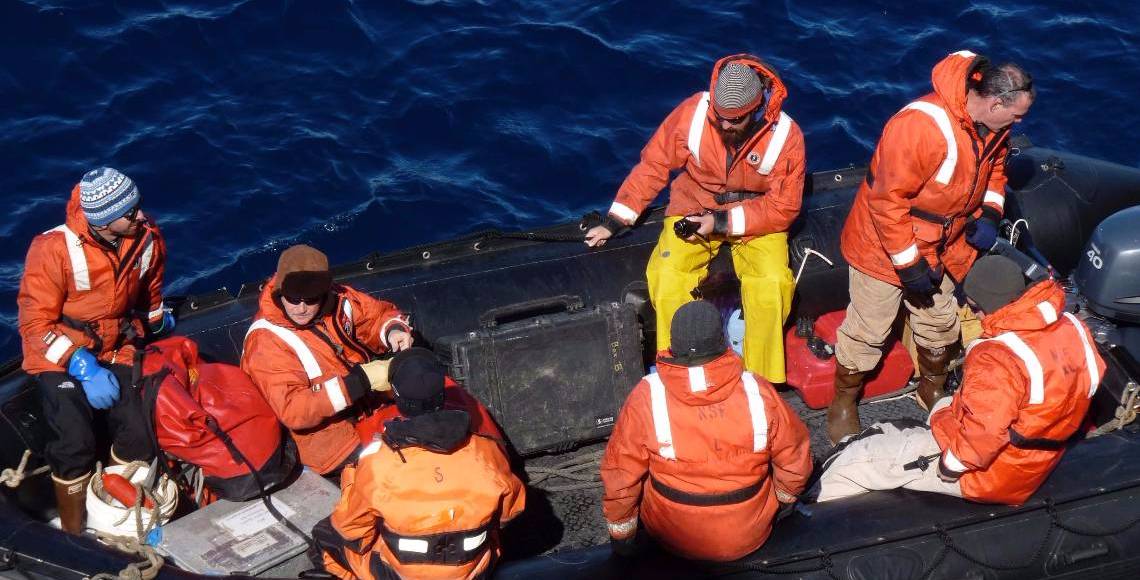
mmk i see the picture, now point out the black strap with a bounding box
[203,416,314,546]
[650,476,763,507]
[910,207,955,226]
[378,521,494,566]
[1008,427,1069,450]
[902,453,943,472]
[714,190,764,205]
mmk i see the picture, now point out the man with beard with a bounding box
[18,167,174,533]
[585,55,806,386]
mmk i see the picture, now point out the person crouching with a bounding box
[813,255,1105,505]
[601,300,813,561]
[313,348,526,580]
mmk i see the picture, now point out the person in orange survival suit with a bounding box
[828,50,1036,444]
[601,300,812,561]
[241,244,413,479]
[584,54,806,385]
[313,348,526,580]
[814,256,1105,505]
[18,167,174,533]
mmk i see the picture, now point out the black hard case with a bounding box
[434,295,643,455]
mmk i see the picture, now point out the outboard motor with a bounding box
[1074,205,1140,324]
[1073,205,1140,433]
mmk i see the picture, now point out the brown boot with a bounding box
[52,472,91,534]
[827,365,868,445]
[915,343,962,411]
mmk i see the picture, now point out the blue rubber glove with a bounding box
[149,309,176,336]
[67,348,120,409]
[965,216,999,251]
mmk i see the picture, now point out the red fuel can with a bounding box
[785,310,914,409]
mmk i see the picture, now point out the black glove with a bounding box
[610,534,639,558]
[775,501,796,523]
[896,259,939,309]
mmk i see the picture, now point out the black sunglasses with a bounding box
[714,110,752,125]
[122,205,142,223]
[282,294,323,306]
[996,80,1033,99]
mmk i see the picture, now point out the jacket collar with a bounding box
[981,279,1067,337]
[654,349,744,405]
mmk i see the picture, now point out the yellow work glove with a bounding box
[359,359,393,392]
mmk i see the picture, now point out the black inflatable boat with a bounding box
[2,137,1140,579]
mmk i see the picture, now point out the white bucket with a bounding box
[86,464,178,538]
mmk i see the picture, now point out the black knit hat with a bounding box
[964,255,1028,314]
[669,301,727,364]
[388,348,446,417]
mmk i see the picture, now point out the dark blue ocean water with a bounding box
[2,0,1138,361]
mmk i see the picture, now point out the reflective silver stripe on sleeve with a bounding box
[609,202,639,224]
[902,101,957,185]
[741,372,769,452]
[687,92,710,167]
[46,225,90,291]
[984,189,1005,209]
[757,111,793,175]
[1036,302,1058,325]
[890,243,919,266]
[323,376,348,413]
[44,334,75,365]
[942,448,968,473]
[729,206,746,237]
[607,516,638,537]
[1063,312,1102,397]
[646,374,676,460]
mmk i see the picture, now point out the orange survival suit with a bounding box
[601,350,812,561]
[931,280,1105,504]
[841,49,1011,285]
[241,278,411,474]
[19,185,166,375]
[316,350,526,580]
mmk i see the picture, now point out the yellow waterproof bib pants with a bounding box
[647,217,795,383]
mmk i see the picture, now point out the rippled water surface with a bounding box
[2,0,1138,359]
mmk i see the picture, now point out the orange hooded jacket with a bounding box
[18,185,166,375]
[841,50,1011,285]
[325,421,526,580]
[606,54,806,239]
[240,278,410,474]
[601,350,812,561]
[930,280,1105,504]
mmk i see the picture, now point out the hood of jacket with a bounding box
[654,349,745,407]
[930,50,986,137]
[707,53,789,127]
[981,279,1067,337]
[382,409,472,455]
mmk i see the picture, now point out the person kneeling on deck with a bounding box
[601,301,812,561]
[828,51,1035,445]
[241,244,412,479]
[313,348,526,580]
[583,54,805,385]
[18,168,171,533]
[814,256,1105,505]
